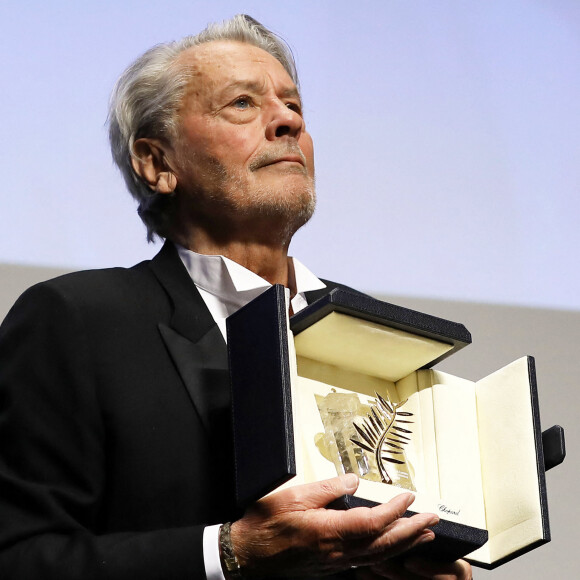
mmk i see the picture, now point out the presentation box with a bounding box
[227,286,565,568]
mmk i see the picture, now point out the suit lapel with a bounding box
[158,323,228,434]
[150,242,229,437]
[150,241,217,343]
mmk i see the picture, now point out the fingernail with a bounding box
[398,492,415,508]
[414,511,439,526]
[417,531,435,545]
[343,473,359,493]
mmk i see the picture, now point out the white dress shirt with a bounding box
[176,245,326,580]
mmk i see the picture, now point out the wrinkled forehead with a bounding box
[174,40,300,112]
[175,40,297,91]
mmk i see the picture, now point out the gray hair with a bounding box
[108,14,299,242]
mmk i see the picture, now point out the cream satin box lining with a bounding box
[227,286,557,569]
[290,313,541,567]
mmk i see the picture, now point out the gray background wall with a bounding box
[1,263,576,578]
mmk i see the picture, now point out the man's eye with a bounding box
[233,97,252,109]
[286,102,302,115]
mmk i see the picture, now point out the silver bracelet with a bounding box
[219,522,243,579]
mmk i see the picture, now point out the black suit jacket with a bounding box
[0,242,354,580]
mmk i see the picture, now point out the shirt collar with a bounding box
[176,245,326,312]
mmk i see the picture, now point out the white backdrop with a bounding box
[1,0,579,309]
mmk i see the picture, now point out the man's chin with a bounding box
[254,194,315,223]
[241,186,316,239]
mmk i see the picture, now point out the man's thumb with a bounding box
[294,473,360,510]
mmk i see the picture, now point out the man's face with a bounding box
[169,40,315,236]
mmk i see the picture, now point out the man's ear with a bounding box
[131,138,178,194]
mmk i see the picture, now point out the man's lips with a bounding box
[250,149,307,171]
[263,155,304,167]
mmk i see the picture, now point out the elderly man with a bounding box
[0,15,472,580]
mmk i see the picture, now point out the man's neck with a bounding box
[168,210,301,287]
[172,237,291,288]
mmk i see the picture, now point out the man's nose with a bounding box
[265,101,304,141]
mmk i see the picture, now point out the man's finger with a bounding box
[334,492,418,539]
[267,473,360,511]
[345,522,436,566]
[309,499,438,566]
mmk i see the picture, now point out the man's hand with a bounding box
[229,473,440,577]
[355,557,473,579]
